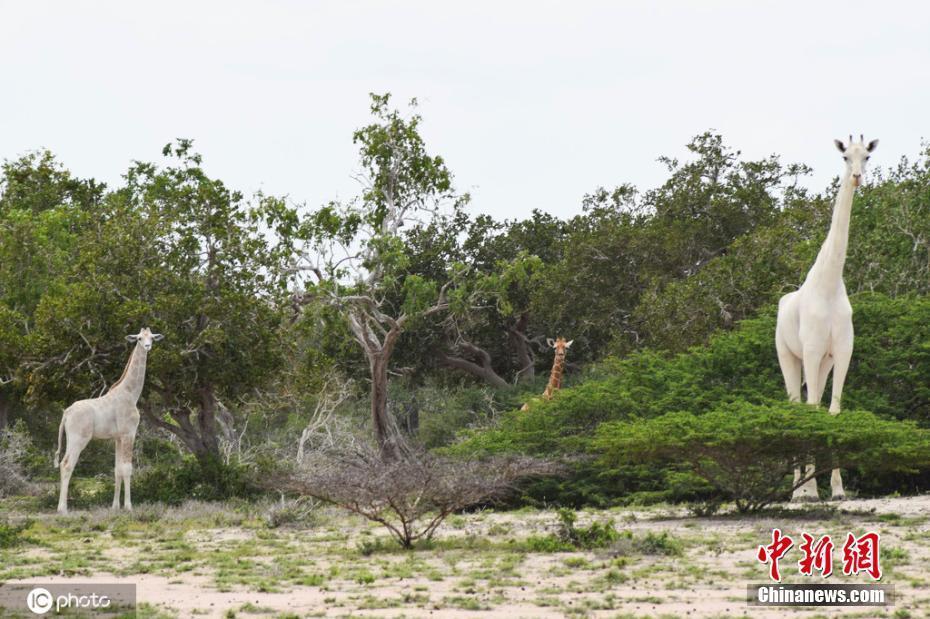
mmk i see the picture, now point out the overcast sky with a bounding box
[2,1,928,220]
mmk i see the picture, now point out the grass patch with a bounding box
[0,518,32,548]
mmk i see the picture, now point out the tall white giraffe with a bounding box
[55,328,163,513]
[775,135,877,501]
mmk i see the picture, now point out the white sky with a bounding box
[1,1,928,220]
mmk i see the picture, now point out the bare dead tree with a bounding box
[276,442,562,548]
[216,400,248,467]
[297,374,354,463]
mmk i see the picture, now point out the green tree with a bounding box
[630,144,930,353]
[23,141,289,463]
[406,212,555,388]
[284,94,479,455]
[0,151,103,431]
[530,134,809,358]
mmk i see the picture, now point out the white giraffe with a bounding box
[54,328,163,513]
[775,135,878,501]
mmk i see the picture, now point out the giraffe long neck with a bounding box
[807,172,855,289]
[108,344,148,403]
[543,350,566,400]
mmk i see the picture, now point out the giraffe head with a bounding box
[546,337,573,356]
[126,327,164,352]
[834,134,878,187]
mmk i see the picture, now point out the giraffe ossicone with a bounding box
[775,135,877,502]
[55,327,163,513]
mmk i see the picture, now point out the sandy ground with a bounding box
[3,495,930,618]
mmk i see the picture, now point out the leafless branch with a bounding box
[273,442,562,548]
[296,374,355,463]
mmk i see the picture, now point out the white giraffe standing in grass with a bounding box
[55,328,163,513]
[775,135,878,501]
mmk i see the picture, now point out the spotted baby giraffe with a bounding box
[521,337,573,411]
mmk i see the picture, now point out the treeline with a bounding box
[2,94,930,504]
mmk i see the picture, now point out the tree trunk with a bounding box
[196,385,220,460]
[141,390,221,463]
[403,399,419,434]
[370,355,398,459]
[0,390,9,432]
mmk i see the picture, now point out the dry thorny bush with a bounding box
[0,424,35,498]
[275,440,561,548]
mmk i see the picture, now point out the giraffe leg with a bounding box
[803,347,826,409]
[58,459,75,514]
[119,432,135,510]
[776,340,802,403]
[829,332,853,415]
[777,339,817,502]
[58,433,91,514]
[112,439,123,509]
[828,334,853,500]
[791,346,828,502]
[794,462,820,501]
[814,355,833,405]
[802,355,834,501]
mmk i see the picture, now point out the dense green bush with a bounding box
[524,510,683,555]
[553,507,619,549]
[0,518,32,548]
[596,402,930,513]
[523,508,620,552]
[451,314,782,457]
[132,455,264,505]
[448,312,782,508]
[842,294,930,422]
[452,293,930,505]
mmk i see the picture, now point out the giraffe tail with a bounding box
[53,413,66,468]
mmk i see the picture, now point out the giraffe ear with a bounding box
[126,335,139,343]
[867,139,879,152]
[565,339,574,348]
[834,139,846,153]
[546,338,555,348]
[152,333,164,341]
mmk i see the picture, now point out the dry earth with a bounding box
[1,494,929,618]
